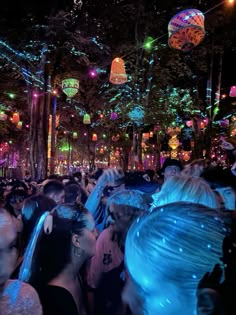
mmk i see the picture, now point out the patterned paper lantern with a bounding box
[109,58,127,85]
[62,78,79,98]
[168,9,205,52]
[12,112,20,124]
[83,114,91,124]
[0,112,7,121]
[229,86,236,97]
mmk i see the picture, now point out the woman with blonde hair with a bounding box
[151,175,219,210]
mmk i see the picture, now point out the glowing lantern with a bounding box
[72,132,78,139]
[92,133,97,141]
[229,86,236,97]
[100,147,104,154]
[62,78,79,98]
[12,112,20,124]
[110,112,118,120]
[149,131,154,138]
[168,9,205,52]
[186,120,193,127]
[183,151,191,162]
[16,121,22,130]
[0,112,7,121]
[109,58,127,85]
[142,133,150,140]
[168,135,180,150]
[171,150,178,158]
[200,121,205,129]
[83,114,91,124]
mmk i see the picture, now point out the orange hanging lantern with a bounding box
[149,131,154,138]
[92,133,97,141]
[12,112,20,124]
[109,58,127,85]
[83,114,91,124]
[168,9,205,52]
[229,86,236,97]
[142,133,150,140]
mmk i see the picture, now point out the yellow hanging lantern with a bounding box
[12,112,20,124]
[83,114,91,124]
[72,132,78,139]
[168,135,180,150]
[109,58,127,85]
[16,121,22,130]
[92,133,97,141]
[62,78,79,98]
[168,9,205,52]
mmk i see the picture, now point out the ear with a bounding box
[72,234,80,248]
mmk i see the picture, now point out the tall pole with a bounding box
[50,94,57,174]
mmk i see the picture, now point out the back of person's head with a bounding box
[151,175,219,210]
[21,194,56,247]
[124,202,229,315]
[19,203,94,289]
[64,183,81,203]
[43,180,64,195]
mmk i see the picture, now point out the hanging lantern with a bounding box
[171,150,178,159]
[182,151,191,162]
[186,120,193,127]
[83,114,91,124]
[149,131,154,138]
[110,112,118,120]
[12,112,20,124]
[229,86,236,97]
[168,9,205,52]
[0,112,7,121]
[168,135,180,150]
[200,121,205,129]
[62,78,79,98]
[92,133,97,141]
[142,133,150,140]
[100,147,104,154]
[72,132,78,139]
[16,121,23,130]
[109,58,127,85]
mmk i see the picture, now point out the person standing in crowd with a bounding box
[0,208,42,315]
[122,202,229,315]
[158,158,183,183]
[43,180,65,205]
[19,203,97,315]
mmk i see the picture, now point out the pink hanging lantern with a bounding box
[0,112,7,121]
[109,58,127,85]
[92,133,97,141]
[168,9,205,52]
[110,112,118,120]
[229,86,236,97]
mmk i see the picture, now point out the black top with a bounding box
[39,285,78,315]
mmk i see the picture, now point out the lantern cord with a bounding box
[204,0,226,14]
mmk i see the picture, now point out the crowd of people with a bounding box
[0,139,236,315]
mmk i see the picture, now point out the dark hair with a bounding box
[64,184,82,203]
[5,189,28,217]
[24,203,90,289]
[21,194,56,248]
[43,180,64,195]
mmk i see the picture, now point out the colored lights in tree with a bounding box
[72,132,78,139]
[229,86,236,97]
[89,69,97,78]
[168,9,205,51]
[16,121,23,129]
[62,78,79,98]
[144,36,154,50]
[109,58,127,85]
[8,93,15,99]
[83,114,91,124]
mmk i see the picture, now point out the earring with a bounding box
[74,247,84,257]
